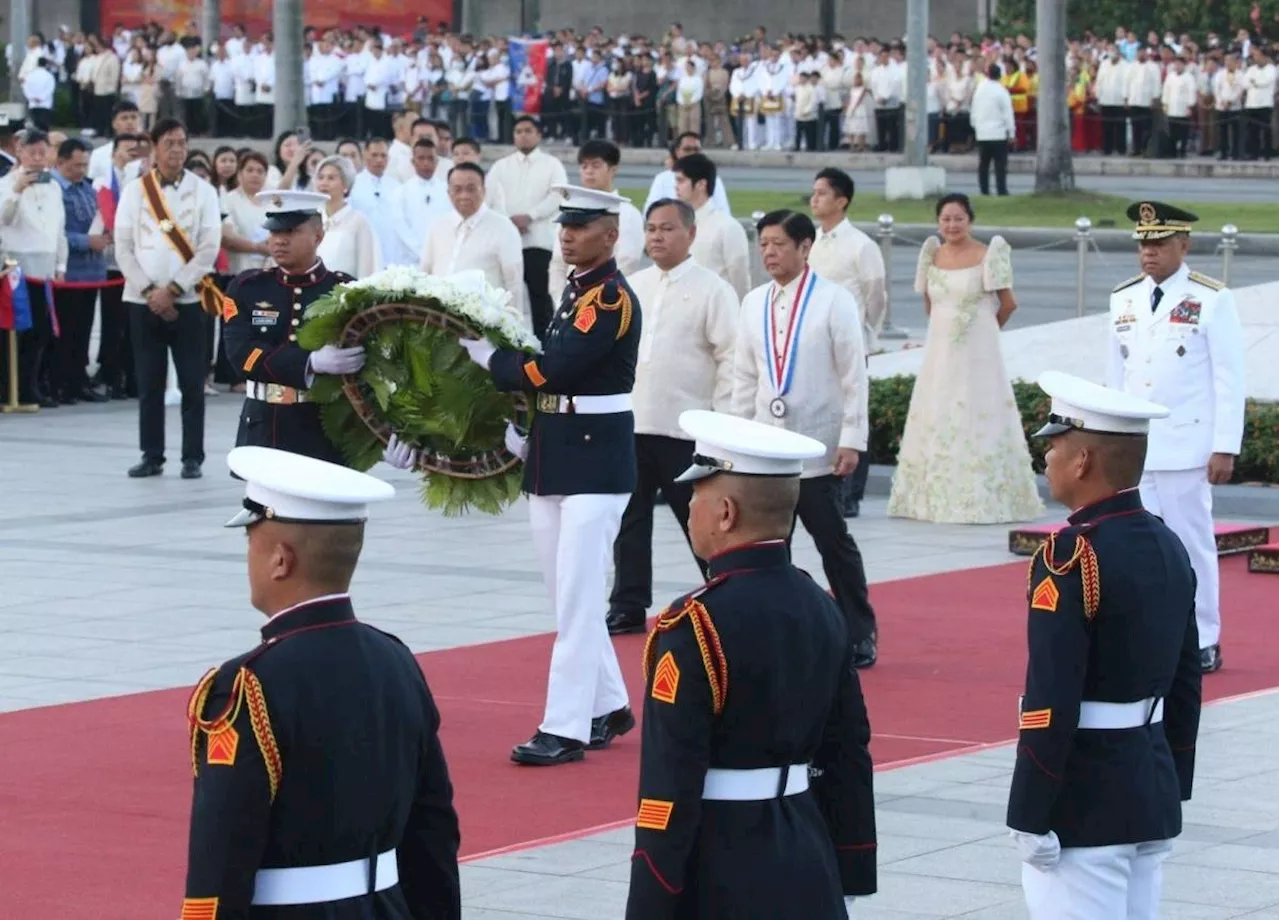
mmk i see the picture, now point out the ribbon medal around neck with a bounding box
[762,265,817,419]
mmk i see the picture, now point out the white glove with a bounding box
[308,344,366,376]
[382,434,419,471]
[1011,829,1061,870]
[504,422,529,461]
[458,336,496,369]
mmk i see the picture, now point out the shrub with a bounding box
[867,374,1278,484]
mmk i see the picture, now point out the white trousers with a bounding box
[1139,470,1219,647]
[529,493,631,743]
[764,114,785,149]
[742,114,762,150]
[1023,840,1173,920]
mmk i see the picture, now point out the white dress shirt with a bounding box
[732,270,869,476]
[420,205,524,315]
[642,168,731,216]
[485,147,569,252]
[317,204,382,279]
[969,78,1016,141]
[630,256,739,439]
[389,173,450,266]
[0,172,68,278]
[348,170,403,269]
[689,201,751,299]
[807,217,886,350]
[114,168,222,304]
[221,187,271,276]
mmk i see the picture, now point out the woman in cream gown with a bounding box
[886,193,1043,524]
[313,155,382,279]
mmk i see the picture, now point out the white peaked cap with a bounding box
[1033,371,1170,438]
[224,446,395,528]
[552,184,629,224]
[674,410,827,483]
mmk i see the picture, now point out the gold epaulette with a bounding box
[1027,530,1101,619]
[642,598,729,715]
[1188,270,1225,291]
[1112,273,1144,294]
[187,665,283,800]
[577,281,634,339]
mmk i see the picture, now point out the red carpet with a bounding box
[0,552,1275,916]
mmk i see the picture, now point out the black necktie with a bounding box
[1151,286,1164,313]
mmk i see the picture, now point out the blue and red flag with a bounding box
[508,38,548,115]
[0,266,32,332]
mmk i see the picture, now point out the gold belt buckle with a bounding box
[536,393,562,414]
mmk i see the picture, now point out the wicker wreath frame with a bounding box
[335,301,530,481]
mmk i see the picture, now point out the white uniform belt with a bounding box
[702,764,809,801]
[251,849,398,906]
[534,393,632,414]
[246,380,311,404]
[1078,697,1164,730]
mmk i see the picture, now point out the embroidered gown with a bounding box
[886,235,1043,524]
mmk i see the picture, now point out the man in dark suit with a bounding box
[458,184,642,766]
[183,446,460,919]
[1009,371,1202,920]
[626,409,877,919]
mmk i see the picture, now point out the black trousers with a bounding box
[977,140,1009,195]
[96,270,132,390]
[53,285,98,396]
[1100,105,1125,154]
[793,120,819,151]
[523,247,554,338]
[1245,107,1274,160]
[129,301,207,465]
[840,452,871,509]
[1217,110,1241,160]
[610,435,709,615]
[15,279,54,402]
[790,475,877,644]
[1129,107,1152,155]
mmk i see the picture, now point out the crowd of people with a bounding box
[7,18,1278,158]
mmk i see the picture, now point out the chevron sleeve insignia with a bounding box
[651,651,680,704]
[1030,576,1060,612]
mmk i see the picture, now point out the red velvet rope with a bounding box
[24,277,127,290]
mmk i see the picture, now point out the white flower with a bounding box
[337,265,540,352]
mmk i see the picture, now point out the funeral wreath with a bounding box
[296,267,540,516]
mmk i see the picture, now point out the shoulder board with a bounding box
[1111,273,1145,294]
[643,590,729,715]
[1188,271,1225,291]
[329,270,355,283]
[234,267,270,286]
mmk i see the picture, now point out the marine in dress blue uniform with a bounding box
[1008,372,1202,920]
[626,410,877,920]
[182,447,460,920]
[1106,201,1246,674]
[458,185,642,765]
[221,190,362,467]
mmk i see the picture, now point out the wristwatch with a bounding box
[167,281,185,297]
[140,283,157,298]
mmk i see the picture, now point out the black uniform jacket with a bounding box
[1007,488,1202,848]
[183,595,461,919]
[626,540,877,920]
[488,258,640,497]
[222,261,353,465]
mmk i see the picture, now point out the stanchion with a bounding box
[1220,224,1238,287]
[877,214,909,340]
[1,328,37,413]
[1074,216,1092,318]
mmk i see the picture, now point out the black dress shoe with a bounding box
[1200,644,1223,673]
[511,731,585,766]
[606,610,647,636]
[110,385,130,400]
[77,386,110,403]
[852,636,877,669]
[128,460,164,478]
[588,706,636,750]
[181,461,203,480]
[843,499,861,518]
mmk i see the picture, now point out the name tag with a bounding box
[252,309,280,326]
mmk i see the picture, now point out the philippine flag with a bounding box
[508,38,549,115]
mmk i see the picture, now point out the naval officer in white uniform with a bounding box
[1106,201,1246,674]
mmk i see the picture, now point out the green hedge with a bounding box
[868,375,1279,485]
[991,0,1277,41]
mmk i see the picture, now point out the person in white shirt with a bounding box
[0,128,67,406]
[176,43,210,135]
[1107,201,1246,674]
[113,118,222,480]
[806,167,887,518]
[605,197,738,636]
[1243,46,1277,160]
[348,138,402,269]
[642,131,731,216]
[88,99,142,184]
[732,209,878,669]
[388,138,450,266]
[420,161,524,309]
[21,57,57,130]
[313,155,382,279]
[674,153,751,299]
[485,115,569,337]
[970,64,1016,196]
[450,137,506,214]
[548,140,643,302]
[252,36,277,140]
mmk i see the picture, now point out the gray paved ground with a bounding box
[0,398,1276,918]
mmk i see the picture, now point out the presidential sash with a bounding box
[139,169,221,317]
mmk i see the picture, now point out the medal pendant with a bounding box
[769,397,787,419]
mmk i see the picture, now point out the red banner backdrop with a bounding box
[100,0,452,39]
